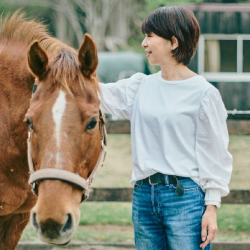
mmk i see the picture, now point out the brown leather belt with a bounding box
[143,173,189,196]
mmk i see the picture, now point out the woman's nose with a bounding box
[141,38,147,48]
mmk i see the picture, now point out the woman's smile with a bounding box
[141,32,176,66]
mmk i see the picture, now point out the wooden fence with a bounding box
[87,188,250,204]
[105,111,250,135]
[101,111,250,204]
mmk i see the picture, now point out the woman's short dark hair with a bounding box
[141,6,200,65]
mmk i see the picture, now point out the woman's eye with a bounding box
[26,119,34,129]
[86,119,97,130]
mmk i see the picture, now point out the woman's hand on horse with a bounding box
[200,205,217,249]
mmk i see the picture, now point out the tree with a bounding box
[72,0,119,50]
[0,0,134,50]
[0,0,204,51]
[0,0,84,47]
[142,0,203,16]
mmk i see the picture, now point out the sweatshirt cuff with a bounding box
[205,188,221,205]
[205,200,221,208]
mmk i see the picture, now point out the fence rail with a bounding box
[105,111,250,135]
[87,188,250,204]
[227,110,250,120]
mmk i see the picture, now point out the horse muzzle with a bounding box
[30,208,78,245]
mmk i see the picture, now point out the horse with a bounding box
[0,12,106,249]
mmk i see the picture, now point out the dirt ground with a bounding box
[18,241,136,250]
[50,245,135,250]
[17,244,135,250]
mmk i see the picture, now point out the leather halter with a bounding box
[27,85,107,202]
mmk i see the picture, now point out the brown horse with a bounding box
[0,12,105,249]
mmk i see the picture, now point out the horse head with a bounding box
[25,34,104,244]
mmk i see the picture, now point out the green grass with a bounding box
[217,204,250,232]
[21,225,134,243]
[21,203,250,243]
[228,135,250,190]
[79,203,250,234]
[79,202,133,226]
[73,228,134,243]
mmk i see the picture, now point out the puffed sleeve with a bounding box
[196,87,233,208]
[98,73,145,120]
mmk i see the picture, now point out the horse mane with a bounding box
[0,11,97,94]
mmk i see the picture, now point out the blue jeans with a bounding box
[132,177,210,250]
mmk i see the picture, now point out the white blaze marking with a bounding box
[52,90,66,165]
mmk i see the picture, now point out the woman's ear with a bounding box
[171,36,179,50]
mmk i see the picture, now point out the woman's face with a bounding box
[141,32,178,66]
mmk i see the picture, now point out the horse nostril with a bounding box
[32,213,39,231]
[62,214,72,233]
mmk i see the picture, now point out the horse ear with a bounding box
[28,41,48,79]
[78,34,98,79]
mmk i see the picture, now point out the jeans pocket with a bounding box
[171,179,199,192]
[134,180,143,190]
[198,187,205,209]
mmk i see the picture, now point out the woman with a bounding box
[99,6,232,250]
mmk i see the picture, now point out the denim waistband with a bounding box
[141,173,189,197]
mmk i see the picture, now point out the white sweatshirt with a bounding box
[99,71,233,207]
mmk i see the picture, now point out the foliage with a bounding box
[0,1,56,36]
[140,0,203,18]
[0,0,208,52]
[144,0,202,11]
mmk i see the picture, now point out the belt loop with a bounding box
[148,176,158,185]
[164,174,169,185]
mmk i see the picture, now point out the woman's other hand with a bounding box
[200,205,217,249]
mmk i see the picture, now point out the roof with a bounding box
[185,3,250,12]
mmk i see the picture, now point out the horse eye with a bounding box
[86,119,97,130]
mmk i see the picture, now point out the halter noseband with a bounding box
[27,84,107,202]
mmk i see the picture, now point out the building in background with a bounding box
[187,3,250,111]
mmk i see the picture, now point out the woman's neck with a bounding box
[160,62,197,81]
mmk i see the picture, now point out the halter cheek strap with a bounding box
[27,85,107,202]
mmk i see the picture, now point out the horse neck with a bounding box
[0,40,35,163]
